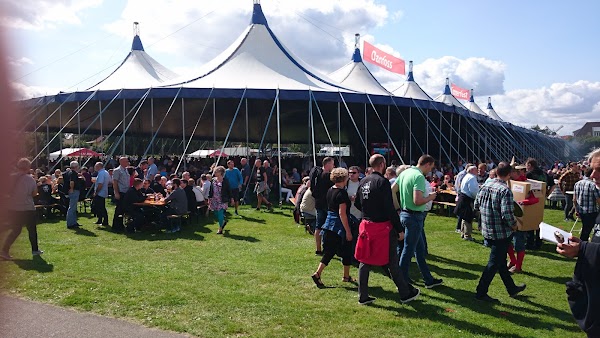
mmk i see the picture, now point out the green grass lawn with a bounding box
[0,203,584,337]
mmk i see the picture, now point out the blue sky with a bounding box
[3,0,600,134]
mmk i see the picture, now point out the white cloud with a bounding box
[411,56,506,97]
[489,80,600,134]
[10,82,60,99]
[0,0,102,30]
[7,56,33,67]
[103,0,389,73]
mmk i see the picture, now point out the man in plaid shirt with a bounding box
[559,162,581,221]
[474,162,526,302]
[573,168,600,241]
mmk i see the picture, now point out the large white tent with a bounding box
[20,0,575,168]
[434,78,468,110]
[87,23,178,91]
[328,34,390,96]
[164,3,351,94]
[391,61,432,101]
[467,89,487,116]
[486,97,505,121]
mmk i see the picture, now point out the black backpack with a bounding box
[309,166,324,199]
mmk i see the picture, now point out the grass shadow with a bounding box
[71,227,98,237]
[237,215,267,224]
[223,230,259,242]
[12,256,54,273]
[426,262,479,280]
[368,285,574,336]
[427,253,483,273]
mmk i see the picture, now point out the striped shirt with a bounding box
[474,178,516,240]
[574,177,600,214]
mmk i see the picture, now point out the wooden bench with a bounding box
[78,198,93,213]
[35,204,61,219]
[433,201,456,216]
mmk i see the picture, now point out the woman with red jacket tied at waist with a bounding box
[353,154,420,305]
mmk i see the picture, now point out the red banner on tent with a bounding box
[362,41,405,75]
[451,84,470,101]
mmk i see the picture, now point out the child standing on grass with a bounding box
[209,166,231,235]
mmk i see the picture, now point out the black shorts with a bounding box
[230,188,240,202]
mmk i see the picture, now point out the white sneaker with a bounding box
[32,250,44,256]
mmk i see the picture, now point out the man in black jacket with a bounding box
[309,157,335,255]
[557,148,600,336]
[526,158,555,249]
[123,178,147,233]
[354,154,420,305]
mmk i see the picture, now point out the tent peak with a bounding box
[352,33,362,62]
[407,60,414,81]
[469,89,475,102]
[487,96,493,109]
[251,1,268,26]
[131,22,144,51]
[443,77,451,95]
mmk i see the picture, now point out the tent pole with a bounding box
[46,105,50,168]
[409,107,412,163]
[245,98,249,152]
[338,102,341,165]
[449,113,454,164]
[182,97,186,170]
[150,98,154,155]
[439,111,442,166]
[310,90,316,167]
[387,105,394,163]
[174,88,214,172]
[98,100,103,147]
[276,88,282,204]
[213,98,216,153]
[122,99,126,155]
[364,102,368,168]
[426,110,429,155]
[456,115,466,164]
[59,106,62,166]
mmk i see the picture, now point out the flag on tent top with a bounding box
[362,40,405,75]
[451,84,470,101]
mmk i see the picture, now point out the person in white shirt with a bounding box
[346,166,362,221]
[193,178,206,204]
[456,166,479,241]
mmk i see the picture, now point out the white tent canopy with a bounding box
[48,148,96,161]
[87,23,178,91]
[163,3,353,93]
[329,34,390,96]
[392,61,432,101]
[467,89,487,116]
[486,97,504,121]
[434,78,468,110]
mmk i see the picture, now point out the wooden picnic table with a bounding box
[438,189,457,196]
[134,199,168,207]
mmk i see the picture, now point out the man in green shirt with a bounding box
[397,155,443,288]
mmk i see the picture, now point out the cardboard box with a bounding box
[510,180,547,231]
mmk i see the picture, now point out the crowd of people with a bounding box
[2,148,600,336]
[294,149,600,336]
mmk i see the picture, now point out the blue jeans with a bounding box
[316,209,327,230]
[476,236,518,296]
[67,190,80,227]
[512,231,526,252]
[399,211,434,284]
